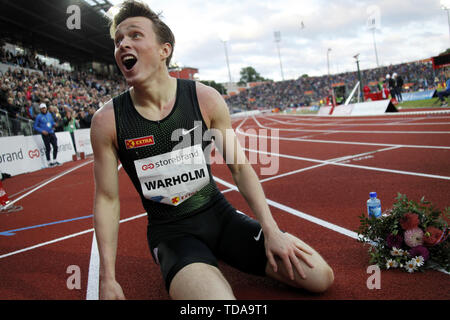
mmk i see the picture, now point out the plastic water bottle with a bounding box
[367,192,381,218]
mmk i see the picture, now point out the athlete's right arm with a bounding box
[90,101,125,300]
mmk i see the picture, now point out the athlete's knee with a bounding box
[169,263,236,300]
[307,264,334,293]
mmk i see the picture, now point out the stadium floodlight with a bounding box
[353,54,363,102]
[327,48,332,76]
[219,32,233,91]
[274,31,285,81]
[367,6,380,68]
[441,0,450,44]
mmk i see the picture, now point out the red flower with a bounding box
[399,213,420,230]
[424,226,445,246]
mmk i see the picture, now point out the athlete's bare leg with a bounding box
[169,263,236,300]
[265,233,334,293]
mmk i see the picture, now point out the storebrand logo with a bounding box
[142,163,155,171]
[125,136,155,150]
[28,149,40,159]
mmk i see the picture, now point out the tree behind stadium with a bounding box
[238,66,271,86]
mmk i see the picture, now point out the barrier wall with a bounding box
[317,106,332,116]
[74,129,93,155]
[0,129,92,177]
[230,110,261,118]
[350,99,397,116]
[319,99,397,116]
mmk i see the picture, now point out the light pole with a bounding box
[220,33,233,93]
[327,48,335,107]
[367,6,380,67]
[274,31,285,81]
[441,0,450,44]
[354,53,363,102]
[327,48,331,76]
[371,28,380,67]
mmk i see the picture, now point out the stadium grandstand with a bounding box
[225,58,447,112]
[0,0,448,137]
[0,0,123,136]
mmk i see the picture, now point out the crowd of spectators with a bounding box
[225,60,443,111]
[0,44,447,137]
[0,45,127,136]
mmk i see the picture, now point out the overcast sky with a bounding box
[109,0,450,83]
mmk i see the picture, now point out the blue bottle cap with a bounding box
[370,192,377,198]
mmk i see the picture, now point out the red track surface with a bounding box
[1,110,449,300]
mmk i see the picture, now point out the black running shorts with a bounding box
[146,196,268,292]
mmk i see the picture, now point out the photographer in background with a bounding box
[33,103,60,167]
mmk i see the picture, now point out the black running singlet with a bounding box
[113,79,222,225]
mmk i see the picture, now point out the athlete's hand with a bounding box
[42,130,48,136]
[99,279,126,300]
[264,230,315,281]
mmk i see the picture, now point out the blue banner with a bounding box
[401,90,436,102]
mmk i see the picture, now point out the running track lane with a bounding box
[1,111,449,299]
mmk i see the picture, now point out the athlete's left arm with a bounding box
[197,83,314,280]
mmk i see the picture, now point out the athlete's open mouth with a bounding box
[122,55,137,71]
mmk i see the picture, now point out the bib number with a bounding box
[134,144,209,206]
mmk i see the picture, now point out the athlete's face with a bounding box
[114,17,169,85]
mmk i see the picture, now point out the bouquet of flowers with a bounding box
[356,193,449,273]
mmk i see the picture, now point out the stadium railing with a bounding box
[0,108,34,137]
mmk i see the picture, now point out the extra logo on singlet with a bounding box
[125,135,155,149]
[134,144,209,206]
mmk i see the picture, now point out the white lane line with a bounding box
[245,147,450,181]
[86,212,147,300]
[263,115,447,126]
[86,163,122,300]
[237,116,450,180]
[237,117,450,150]
[213,176,358,239]
[257,146,401,184]
[0,228,95,259]
[86,230,99,300]
[252,115,450,134]
[213,175,450,275]
[3,114,447,286]
[2,160,94,210]
[0,212,147,260]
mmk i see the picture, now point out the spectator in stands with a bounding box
[25,99,34,119]
[33,103,60,167]
[0,38,442,135]
[5,97,20,135]
[385,74,396,100]
[437,69,450,107]
[0,82,9,107]
[78,106,95,128]
[63,108,79,153]
[49,105,64,132]
[393,73,404,102]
